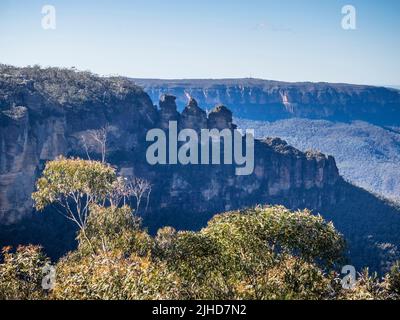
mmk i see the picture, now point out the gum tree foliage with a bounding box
[152,206,346,299]
[0,246,49,300]
[52,251,181,300]
[49,205,346,300]
[202,206,346,269]
[32,157,117,243]
[386,262,400,297]
[32,157,152,253]
[1,202,400,299]
[338,262,400,300]
[51,206,180,300]
[78,205,153,256]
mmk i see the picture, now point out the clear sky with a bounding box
[0,0,399,85]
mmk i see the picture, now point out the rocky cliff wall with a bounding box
[133,78,400,124]
[0,66,341,225]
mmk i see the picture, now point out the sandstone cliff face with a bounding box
[133,79,400,124]
[159,95,180,130]
[180,98,207,132]
[208,105,236,130]
[147,95,340,221]
[0,66,158,224]
[0,66,341,225]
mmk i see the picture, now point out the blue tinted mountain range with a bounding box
[135,78,400,203]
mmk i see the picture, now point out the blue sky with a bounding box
[0,0,399,85]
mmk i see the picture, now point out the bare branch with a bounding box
[125,178,152,215]
[81,136,91,160]
[89,125,110,163]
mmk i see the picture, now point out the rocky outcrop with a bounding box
[208,105,236,130]
[180,98,207,132]
[147,100,341,217]
[133,78,400,125]
[0,66,158,224]
[0,66,341,225]
[159,94,180,130]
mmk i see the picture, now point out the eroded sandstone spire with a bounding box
[208,105,236,130]
[159,94,180,130]
[180,97,207,133]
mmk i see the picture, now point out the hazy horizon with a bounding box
[2,62,400,89]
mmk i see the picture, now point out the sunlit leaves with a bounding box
[0,246,49,300]
[32,156,116,212]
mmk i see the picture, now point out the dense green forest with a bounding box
[1,157,399,300]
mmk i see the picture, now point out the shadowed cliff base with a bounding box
[1,179,400,275]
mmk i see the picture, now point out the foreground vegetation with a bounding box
[1,158,400,300]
